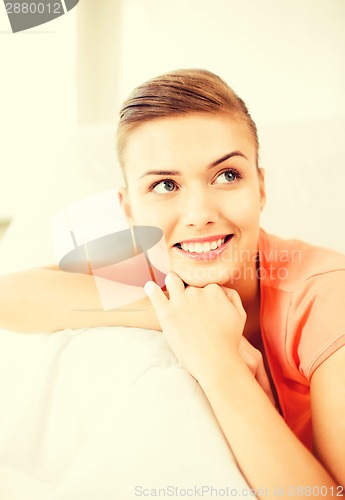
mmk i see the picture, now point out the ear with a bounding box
[117,187,132,219]
[258,167,266,212]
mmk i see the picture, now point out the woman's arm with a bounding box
[0,268,160,333]
[200,357,341,498]
[311,345,345,490]
[145,273,343,499]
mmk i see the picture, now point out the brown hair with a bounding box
[116,68,259,168]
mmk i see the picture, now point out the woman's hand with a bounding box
[144,272,247,382]
[145,272,276,406]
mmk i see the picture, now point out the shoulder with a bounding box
[258,228,345,293]
[258,229,345,380]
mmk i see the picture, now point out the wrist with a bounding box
[196,351,246,389]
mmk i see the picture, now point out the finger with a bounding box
[144,280,168,309]
[221,286,245,313]
[165,272,185,299]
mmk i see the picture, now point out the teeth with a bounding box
[180,237,226,253]
[203,242,211,252]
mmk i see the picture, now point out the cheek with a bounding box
[224,186,261,227]
[129,199,172,230]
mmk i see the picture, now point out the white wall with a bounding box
[0,4,77,220]
[119,0,345,123]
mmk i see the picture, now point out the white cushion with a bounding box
[0,326,251,499]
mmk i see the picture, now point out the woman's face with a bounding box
[120,113,265,288]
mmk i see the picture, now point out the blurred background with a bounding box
[0,0,344,274]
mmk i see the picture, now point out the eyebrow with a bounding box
[139,151,247,178]
[211,151,247,167]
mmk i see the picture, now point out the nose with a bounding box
[180,184,218,228]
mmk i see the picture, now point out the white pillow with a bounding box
[0,326,251,499]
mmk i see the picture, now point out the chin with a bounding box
[173,267,232,289]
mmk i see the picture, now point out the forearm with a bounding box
[0,268,161,333]
[199,357,339,499]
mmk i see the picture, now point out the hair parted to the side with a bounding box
[116,68,259,168]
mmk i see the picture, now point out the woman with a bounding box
[1,69,345,496]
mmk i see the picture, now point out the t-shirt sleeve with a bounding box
[290,270,345,381]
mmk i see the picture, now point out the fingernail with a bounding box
[165,273,173,286]
[144,281,156,296]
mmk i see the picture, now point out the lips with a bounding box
[173,234,234,258]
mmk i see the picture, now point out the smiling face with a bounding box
[119,113,266,292]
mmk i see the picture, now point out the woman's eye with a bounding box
[151,179,177,194]
[214,169,241,184]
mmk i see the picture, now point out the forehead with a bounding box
[123,113,257,170]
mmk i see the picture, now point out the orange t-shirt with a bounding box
[258,229,345,451]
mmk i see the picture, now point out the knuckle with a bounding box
[185,286,198,298]
[229,288,241,302]
[246,357,257,372]
[255,351,263,365]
